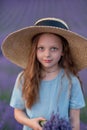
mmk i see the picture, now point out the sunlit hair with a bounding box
[22,33,81,108]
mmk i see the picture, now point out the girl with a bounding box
[1,18,87,130]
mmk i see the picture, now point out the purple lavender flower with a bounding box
[41,113,72,130]
[0,101,22,130]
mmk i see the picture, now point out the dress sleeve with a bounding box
[69,76,85,109]
[10,71,25,109]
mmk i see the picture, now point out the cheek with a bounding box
[53,53,63,62]
[54,52,63,58]
[36,52,42,60]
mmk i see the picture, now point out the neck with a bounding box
[41,67,61,81]
[42,66,60,73]
[44,69,58,73]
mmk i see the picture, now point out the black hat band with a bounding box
[35,19,68,30]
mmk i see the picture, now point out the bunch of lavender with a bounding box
[40,113,72,130]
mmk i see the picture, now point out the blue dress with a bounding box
[10,69,85,130]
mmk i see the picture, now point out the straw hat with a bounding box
[1,17,87,71]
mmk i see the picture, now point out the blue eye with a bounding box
[37,47,44,51]
[51,47,58,51]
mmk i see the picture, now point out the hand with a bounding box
[29,117,46,130]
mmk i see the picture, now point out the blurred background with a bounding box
[0,0,87,130]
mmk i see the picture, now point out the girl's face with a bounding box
[36,33,63,70]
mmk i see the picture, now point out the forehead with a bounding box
[37,33,62,46]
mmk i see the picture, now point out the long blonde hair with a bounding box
[22,33,81,108]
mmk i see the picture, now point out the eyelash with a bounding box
[37,47,58,51]
[37,47,44,50]
[51,47,58,51]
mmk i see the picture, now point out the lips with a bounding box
[43,59,52,63]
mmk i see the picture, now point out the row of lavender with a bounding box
[0,101,22,130]
[0,58,22,130]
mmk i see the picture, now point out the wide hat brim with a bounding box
[1,25,87,71]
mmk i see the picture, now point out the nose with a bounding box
[44,49,51,58]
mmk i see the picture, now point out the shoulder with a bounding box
[70,74,81,86]
[69,74,85,109]
[17,71,24,78]
[69,74,82,94]
[62,69,80,84]
[62,70,81,89]
[15,71,24,86]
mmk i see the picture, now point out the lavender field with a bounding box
[0,0,87,130]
